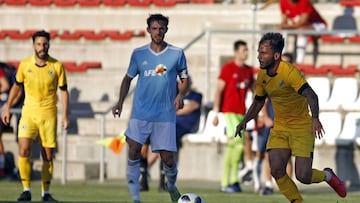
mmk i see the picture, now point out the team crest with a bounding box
[155,64,167,76]
[48,69,55,76]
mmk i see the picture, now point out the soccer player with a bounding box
[112,14,189,203]
[235,32,346,203]
[212,40,255,193]
[2,30,70,202]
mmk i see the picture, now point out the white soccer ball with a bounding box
[177,193,204,203]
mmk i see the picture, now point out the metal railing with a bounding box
[183,28,360,103]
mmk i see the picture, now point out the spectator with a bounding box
[212,40,255,193]
[112,14,189,203]
[0,62,24,177]
[277,0,327,63]
[236,32,346,203]
[2,30,69,202]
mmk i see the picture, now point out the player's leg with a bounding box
[139,142,150,191]
[151,122,180,203]
[220,144,232,191]
[16,116,38,201]
[269,148,303,203]
[292,131,346,198]
[39,115,58,202]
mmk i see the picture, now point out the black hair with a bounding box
[282,52,294,63]
[32,30,50,43]
[233,40,247,51]
[146,14,169,28]
[259,32,284,54]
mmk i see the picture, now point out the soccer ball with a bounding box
[177,193,204,203]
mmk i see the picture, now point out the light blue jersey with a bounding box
[127,43,187,122]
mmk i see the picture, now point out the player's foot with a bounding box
[17,191,31,201]
[220,183,241,193]
[168,187,181,203]
[260,187,274,195]
[324,168,347,197]
[42,193,58,202]
[230,182,241,192]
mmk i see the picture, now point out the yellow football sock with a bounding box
[18,156,31,189]
[41,160,53,193]
[311,168,327,183]
[276,175,303,203]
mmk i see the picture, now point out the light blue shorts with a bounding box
[125,119,177,152]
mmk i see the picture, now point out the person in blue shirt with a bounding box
[112,13,189,203]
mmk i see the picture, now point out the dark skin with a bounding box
[235,40,324,184]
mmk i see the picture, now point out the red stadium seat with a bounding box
[0,30,7,39]
[331,64,357,76]
[101,0,126,6]
[77,0,101,6]
[4,29,33,40]
[79,61,102,70]
[174,0,190,3]
[127,0,151,7]
[62,62,87,72]
[153,0,176,6]
[49,29,59,39]
[348,35,360,43]
[318,64,342,75]
[4,0,27,6]
[101,30,133,40]
[133,29,145,37]
[320,35,346,43]
[340,0,360,6]
[28,0,52,6]
[75,30,106,40]
[191,0,213,3]
[58,30,82,40]
[53,0,76,6]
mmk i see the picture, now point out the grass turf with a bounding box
[0,178,359,203]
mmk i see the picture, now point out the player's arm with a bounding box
[0,77,10,93]
[112,74,133,117]
[175,69,189,110]
[299,83,324,138]
[176,98,200,115]
[2,82,22,125]
[59,85,70,129]
[235,95,266,137]
[212,79,225,126]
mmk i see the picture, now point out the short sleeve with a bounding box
[299,0,313,15]
[219,64,229,81]
[57,63,67,87]
[255,71,267,97]
[16,62,25,83]
[127,51,138,78]
[287,67,307,92]
[177,50,187,72]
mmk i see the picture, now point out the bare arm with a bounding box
[212,79,225,126]
[112,74,133,118]
[175,77,189,110]
[235,98,265,137]
[2,83,22,125]
[176,99,200,115]
[0,77,10,93]
[60,89,70,129]
[279,13,312,29]
[301,86,324,139]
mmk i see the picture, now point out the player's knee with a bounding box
[270,167,285,179]
[295,171,312,184]
[19,147,31,157]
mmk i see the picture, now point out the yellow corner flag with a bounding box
[96,132,126,155]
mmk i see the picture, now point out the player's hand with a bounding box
[174,94,184,110]
[212,114,219,126]
[235,121,246,138]
[1,104,11,125]
[62,116,70,129]
[264,116,274,128]
[312,118,325,139]
[112,103,123,118]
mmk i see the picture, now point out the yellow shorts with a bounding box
[266,128,315,158]
[18,114,57,148]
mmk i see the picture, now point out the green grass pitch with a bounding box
[0,179,359,203]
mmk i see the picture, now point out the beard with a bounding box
[261,58,276,70]
[35,50,48,60]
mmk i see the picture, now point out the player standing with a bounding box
[2,30,69,202]
[112,14,189,203]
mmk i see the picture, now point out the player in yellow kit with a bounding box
[2,30,69,202]
[235,32,346,203]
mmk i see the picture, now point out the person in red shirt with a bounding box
[213,40,255,193]
[278,0,327,63]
